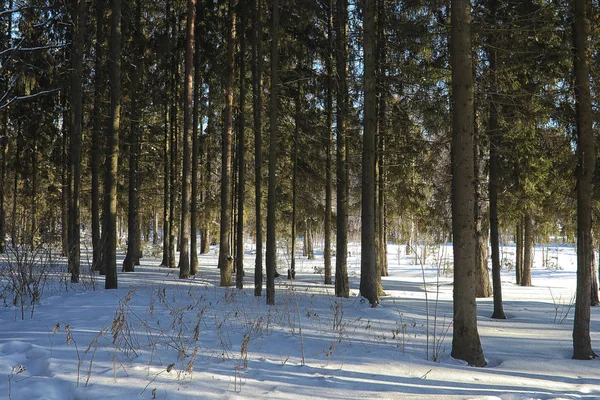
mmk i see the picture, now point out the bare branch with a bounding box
[0,88,60,110]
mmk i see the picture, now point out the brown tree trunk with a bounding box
[360,0,379,306]
[323,0,333,285]
[178,0,196,279]
[218,0,236,286]
[252,0,264,295]
[123,0,142,274]
[191,0,203,276]
[515,221,523,285]
[266,0,279,305]
[487,0,506,318]
[335,0,349,298]
[236,0,247,289]
[91,0,106,270]
[103,0,122,289]
[521,213,533,286]
[572,0,597,360]
[450,0,486,367]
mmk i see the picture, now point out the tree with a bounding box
[252,0,264,296]
[323,0,333,286]
[266,0,279,305]
[360,0,379,306]
[450,0,486,367]
[218,0,236,286]
[486,0,506,320]
[236,0,247,289]
[572,0,597,361]
[178,0,196,280]
[334,0,349,298]
[91,0,106,271]
[122,0,143,273]
[103,0,122,290]
[67,0,86,283]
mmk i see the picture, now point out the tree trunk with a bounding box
[572,0,597,360]
[236,1,247,289]
[67,0,85,282]
[218,0,236,286]
[474,103,491,298]
[91,0,106,271]
[0,121,6,254]
[266,0,279,305]
[289,76,299,280]
[515,220,523,284]
[103,0,121,290]
[591,246,599,306]
[360,0,379,306]
[178,0,196,280]
[191,0,203,276]
[487,1,506,317]
[376,0,388,278]
[450,0,486,367]
[323,0,333,285]
[334,0,349,298]
[252,0,264,296]
[521,213,533,286]
[123,0,142,274]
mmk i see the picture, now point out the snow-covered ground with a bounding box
[0,241,598,400]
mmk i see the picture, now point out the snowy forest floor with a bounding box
[0,241,598,399]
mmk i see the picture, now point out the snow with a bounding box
[0,242,598,400]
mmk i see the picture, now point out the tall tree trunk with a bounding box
[266,0,279,305]
[236,0,247,289]
[252,0,264,296]
[572,0,597,360]
[323,0,333,285]
[178,0,196,279]
[91,0,106,271]
[334,0,349,298]
[521,213,533,286]
[450,0,486,367]
[103,0,121,290]
[160,0,172,268]
[191,0,203,276]
[218,0,236,286]
[487,0,506,318]
[68,0,85,282]
[360,0,379,306]
[123,0,142,273]
[376,0,388,278]
[289,78,299,280]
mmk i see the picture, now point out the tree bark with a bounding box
[236,0,247,289]
[487,0,506,318]
[450,0,486,367]
[360,0,379,306]
[91,0,106,271]
[191,0,204,276]
[178,0,196,280]
[334,0,349,298]
[103,0,121,290]
[572,0,597,360]
[218,0,236,286]
[521,213,533,286]
[323,0,333,285]
[67,0,85,283]
[515,220,523,284]
[123,0,142,274]
[266,0,279,305]
[252,0,264,295]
